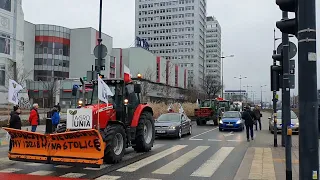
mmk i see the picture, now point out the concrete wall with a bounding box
[177,66,185,88]
[23,21,35,81]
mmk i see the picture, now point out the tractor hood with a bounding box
[82,103,115,129]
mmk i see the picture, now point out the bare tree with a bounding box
[6,60,33,88]
[201,75,222,99]
[140,67,156,102]
[161,61,174,103]
[42,80,59,107]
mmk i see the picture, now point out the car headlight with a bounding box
[236,120,241,124]
[219,120,223,124]
[169,126,176,129]
[295,123,299,126]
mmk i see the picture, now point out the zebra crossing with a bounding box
[0,143,276,180]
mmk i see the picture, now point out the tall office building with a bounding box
[135,0,206,88]
[205,16,221,83]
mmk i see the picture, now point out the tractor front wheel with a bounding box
[102,124,126,164]
[133,112,155,152]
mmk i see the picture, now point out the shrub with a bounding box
[148,102,198,118]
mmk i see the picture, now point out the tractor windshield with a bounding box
[219,101,230,108]
[87,84,116,105]
[201,100,214,107]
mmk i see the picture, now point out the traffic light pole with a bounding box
[97,0,103,74]
[281,11,286,147]
[273,29,278,147]
[298,0,319,179]
[281,10,292,180]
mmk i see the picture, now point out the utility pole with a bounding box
[272,28,278,147]
[281,10,292,179]
[243,85,252,103]
[234,75,247,102]
[97,0,103,74]
[220,53,234,98]
[260,85,266,108]
[297,0,319,178]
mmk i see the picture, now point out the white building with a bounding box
[205,16,221,83]
[135,0,206,88]
[0,0,25,104]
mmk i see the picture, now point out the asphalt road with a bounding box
[0,116,266,180]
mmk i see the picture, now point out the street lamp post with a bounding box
[219,53,234,98]
[260,85,267,108]
[243,85,252,103]
[234,75,247,101]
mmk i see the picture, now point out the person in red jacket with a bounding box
[29,103,39,132]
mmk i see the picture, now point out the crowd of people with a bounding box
[8,103,61,151]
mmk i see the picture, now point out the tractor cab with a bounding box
[79,76,142,127]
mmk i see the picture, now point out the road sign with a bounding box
[94,44,108,58]
[83,77,87,81]
[276,41,297,59]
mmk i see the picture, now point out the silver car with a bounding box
[155,113,192,139]
[268,110,299,133]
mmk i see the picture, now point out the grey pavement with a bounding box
[0,111,303,180]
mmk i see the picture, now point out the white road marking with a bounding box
[26,163,42,166]
[226,139,242,142]
[140,178,162,180]
[189,127,218,139]
[208,139,222,141]
[95,175,121,180]
[55,165,72,168]
[191,147,234,177]
[117,145,187,172]
[153,146,209,174]
[28,170,53,176]
[84,164,110,170]
[60,173,86,178]
[0,168,22,173]
[189,138,203,141]
[223,131,234,137]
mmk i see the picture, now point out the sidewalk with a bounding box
[234,112,300,180]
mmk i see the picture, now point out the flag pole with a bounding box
[7,103,10,125]
[97,99,100,130]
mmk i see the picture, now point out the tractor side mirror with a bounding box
[268,117,271,120]
[134,83,141,93]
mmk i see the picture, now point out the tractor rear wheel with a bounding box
[102,124,126,164]
[133,112,155,152]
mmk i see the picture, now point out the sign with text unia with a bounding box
[67,109,93,129]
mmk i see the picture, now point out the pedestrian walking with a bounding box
[28,103,39,132]
[56,103,61,112]
[51,106,60,132]
[241,106,257,142]
[253,105,262,131]
[9,105,21,151]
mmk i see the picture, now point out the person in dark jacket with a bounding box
[9,105,22,151]
[51,106,60,132]
[241,106,257,142]
[253,105,262,131]
[56,103,61,112]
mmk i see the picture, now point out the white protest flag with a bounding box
[8,79,23,105]
[97,75,114,103]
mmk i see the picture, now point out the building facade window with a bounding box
[0,0,11,12]
[0,64,5,86]
[34,25,71,81]
[0,33,10,55]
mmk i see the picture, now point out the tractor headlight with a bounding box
[236,120,241,124]
[124,99,128,105]
[169,126,176,130]
[295,122,299,126]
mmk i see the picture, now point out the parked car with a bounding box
[155,113,192,138]
[268,110,299,134]
[219,111,244,131]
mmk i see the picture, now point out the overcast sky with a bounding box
[22,0,320,102]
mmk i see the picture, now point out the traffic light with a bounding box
[275,0,298,36]
[271,50,283,91]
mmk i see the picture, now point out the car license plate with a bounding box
[157,130,166,133]
[227,124,233,126]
